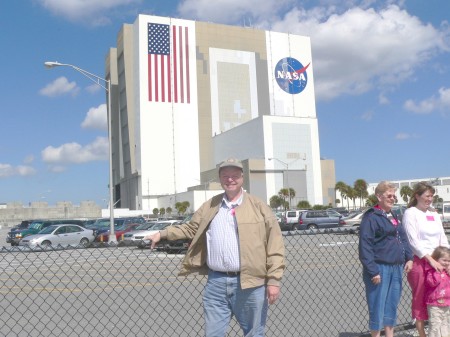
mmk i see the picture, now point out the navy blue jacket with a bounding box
[359,207,413,278]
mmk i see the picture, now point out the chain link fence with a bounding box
[0,228,424,337]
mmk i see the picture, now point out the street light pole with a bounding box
[44,61,117,243]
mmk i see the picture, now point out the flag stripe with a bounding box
[172,25,178,103]
[147,22,190,104]
[148,55,152,102]
[179,26,184,103]
[185,26,190,104]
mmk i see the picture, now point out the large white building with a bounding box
[106,15,332,211]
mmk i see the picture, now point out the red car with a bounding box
[95,223,141,242]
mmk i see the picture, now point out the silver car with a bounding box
[341,212,364,233]
[19,224,95,248]
[123,220,180,245]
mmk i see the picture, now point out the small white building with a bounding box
[367,177,450,205]
[336,177,450,209]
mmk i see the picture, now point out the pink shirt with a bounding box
[425,262,450,307]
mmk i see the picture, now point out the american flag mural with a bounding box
[148,22,190,103]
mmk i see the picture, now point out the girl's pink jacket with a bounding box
[425,262,450,307]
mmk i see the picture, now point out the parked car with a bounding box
[391,205,407,223]
[437,203,450,227]
[18,224,95,248]
[95,223,142,242]
[341,211,364,233]
[122,220,180,247]
[327,207,350,217]
[86,217,146,237]
[278,216,295,231]
[7,219,87,246]
[12,220,37,231]
[296,210,345,230]
[285,210,307,225]
[163,239,191,254]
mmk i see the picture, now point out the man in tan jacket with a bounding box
[146,158,285,337]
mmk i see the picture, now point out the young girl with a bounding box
[425,246,450,337]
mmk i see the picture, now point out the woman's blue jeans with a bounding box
[363,264,403,331]
[203,270,268,337]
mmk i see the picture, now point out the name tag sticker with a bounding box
[426,215,435,221]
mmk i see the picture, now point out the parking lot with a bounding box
[0,227,426,337]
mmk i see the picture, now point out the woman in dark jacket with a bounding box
[359,181,414,337]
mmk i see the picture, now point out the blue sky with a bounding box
[1,0,449,206]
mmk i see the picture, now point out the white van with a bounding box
[440,203,450,222]
[284,210,308,225]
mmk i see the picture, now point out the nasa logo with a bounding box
[274,57,310,94]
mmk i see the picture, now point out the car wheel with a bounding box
[307,224,318,230]
[41,240,51,247]
[79,238,90,247]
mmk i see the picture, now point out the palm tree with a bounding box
[288,188,296,208]
[270,195,283,209]
[297,200,311,209]
[278,188,289,210]
[159,208,165,217]
[335,181,349,210]
[345,187,356,210]
[400,185,413,204]
[366,194,378,207]
[353,179,368,208]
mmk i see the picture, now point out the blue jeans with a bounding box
[363,264,403,331]
[203,270,268,337]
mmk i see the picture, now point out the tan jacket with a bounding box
[159,192,285,289]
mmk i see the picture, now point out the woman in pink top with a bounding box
[425,246,450,337]
[403,182,449,337]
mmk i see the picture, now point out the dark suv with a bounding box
[296,210,345,230]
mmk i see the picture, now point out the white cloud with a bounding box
[395,132,410,140]
[403,98,435,114]
[395,132,419,140]
[179,2,449,102]
[86,83,103,94]
[178,0,294,23]
[37,0,140,25]
[404,87,450,114]
[361,110,374,121]
[81,104,108,130]
[0,163,36,178]
[49,166,67,173]
[41,137,109,165]
[378,93,390,105]
[266,5,449,101]
[39,76,79,97]
[23,155,35,164]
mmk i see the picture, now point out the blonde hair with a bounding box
[374,181,396,196]
[407,181,435,208]
[431,246,450,260]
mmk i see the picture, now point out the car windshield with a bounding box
[136,223,155,230]
[347,212,361,219]
[115,224,129,231]
[29,222,45,230]
[38,225,59,234]
[151,223,170,230]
